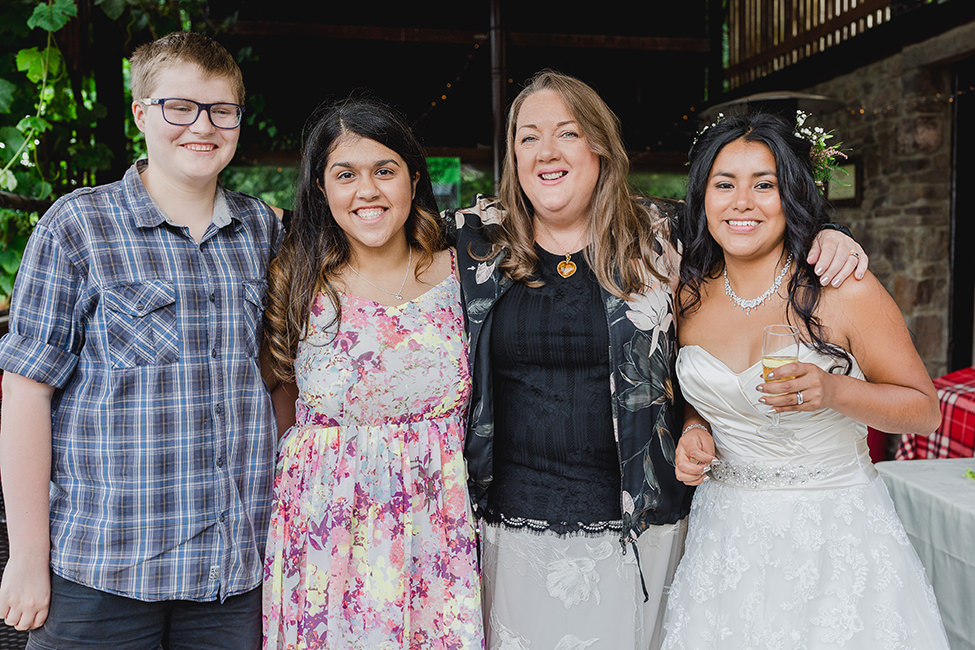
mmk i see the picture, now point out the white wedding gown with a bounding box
[661,344,950,649]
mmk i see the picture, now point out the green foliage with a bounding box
[460,164,495,208]
[94,0,128,21]
[27,0,77,31]
[0,209,35,303]
[16,45,62,83]
[221,165,297,211]
[0,0,84,301]
[628,171,687,200]
[0,0,266,305]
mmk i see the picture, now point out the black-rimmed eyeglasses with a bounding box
[142,98,245,129]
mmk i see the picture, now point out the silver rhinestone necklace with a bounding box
[347,246,413,301]
[724,253,793,315]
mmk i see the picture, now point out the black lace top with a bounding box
[484,246,622,535]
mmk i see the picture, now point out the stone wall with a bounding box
[805,22,975,378]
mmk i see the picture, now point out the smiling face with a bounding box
[513,89,600,225]
[705,138,787,264]
[320,135,418,261]
[132,61,240,190]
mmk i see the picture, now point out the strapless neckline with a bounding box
[676,342,868,464]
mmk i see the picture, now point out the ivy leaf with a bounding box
[33,181,53,200]
[94,0,127,21]
[0,249,21,275]
[0,272,14,297]
[0,79,16,114]
[27,0,78,32]
[0,170,16,192]
[16,47,63,84]
[17,115,53,134]
[0,126,27,160]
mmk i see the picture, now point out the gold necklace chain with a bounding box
[535,218,587,279]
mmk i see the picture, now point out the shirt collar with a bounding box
[124,160,235,231]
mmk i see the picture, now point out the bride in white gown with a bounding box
[661,112,950,649]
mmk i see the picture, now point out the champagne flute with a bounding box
[759,324,800,438]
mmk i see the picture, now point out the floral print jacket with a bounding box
[445,195,694,545]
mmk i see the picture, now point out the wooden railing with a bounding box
[726,0,893,89]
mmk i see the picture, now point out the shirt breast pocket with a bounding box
[102,280,179,367]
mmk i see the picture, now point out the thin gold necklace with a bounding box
[347,246,413,301]
[535,218,586,278]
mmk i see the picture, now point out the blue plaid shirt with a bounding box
[0,162,283,602]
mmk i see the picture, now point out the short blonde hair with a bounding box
[130,32,244,104]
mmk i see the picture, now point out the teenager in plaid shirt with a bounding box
[0,32,282,649]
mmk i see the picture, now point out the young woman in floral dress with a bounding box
[261,98,482,649]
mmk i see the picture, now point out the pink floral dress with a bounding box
[263,254,483,649]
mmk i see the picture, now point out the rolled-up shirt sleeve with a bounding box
[0,215,85,388]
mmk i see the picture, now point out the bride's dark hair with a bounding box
[678,112,850,372]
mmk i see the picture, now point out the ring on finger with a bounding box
[796,390,804,405]
[849,251,860,258]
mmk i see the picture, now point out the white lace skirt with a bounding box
[481,520,687,650]
[661,475,950,649]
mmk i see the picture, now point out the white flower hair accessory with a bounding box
[793,109,848,189]
[691,112,724,148]
[692,110,850,192]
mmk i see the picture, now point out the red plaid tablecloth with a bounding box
[896,366,975,459]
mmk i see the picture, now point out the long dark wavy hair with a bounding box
[679,112,850,370]
[264,97,445,381]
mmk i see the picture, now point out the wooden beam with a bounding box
[227,21,709,52]
[0,191,52,215]
[726,0,889,78]
[506,32,708,52]
[236,146,686,169]
[228,21,486,45]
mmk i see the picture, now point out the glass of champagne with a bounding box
[759,324,800,438]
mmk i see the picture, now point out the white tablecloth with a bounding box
[877,458,975,650]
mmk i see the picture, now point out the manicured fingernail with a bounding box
[820,275,830,286]
[815,266,823,274]
[758,397,767,404]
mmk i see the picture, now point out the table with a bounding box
[897,367,975,459]
[877,458,975,650]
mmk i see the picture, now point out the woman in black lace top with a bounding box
[447,70,867,649]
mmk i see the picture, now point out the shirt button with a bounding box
[219,513,226,523]
[209,292,216,302]
[216,457,224,468]
[215,403,224,415]
[211,349,218,358]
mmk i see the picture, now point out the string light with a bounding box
[837,84,975,117]
[413,39,484,129]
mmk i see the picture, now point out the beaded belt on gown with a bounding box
[707,437,877,489]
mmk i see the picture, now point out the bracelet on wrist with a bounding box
[681,423,711,436]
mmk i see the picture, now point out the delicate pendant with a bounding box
[557,255,577,278]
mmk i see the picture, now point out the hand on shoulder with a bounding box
[448,194,505,228]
